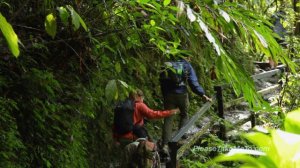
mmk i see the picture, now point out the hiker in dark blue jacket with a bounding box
[159,56,211,150]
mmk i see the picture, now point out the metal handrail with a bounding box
[167,97,216,168]
[170,100,214,142]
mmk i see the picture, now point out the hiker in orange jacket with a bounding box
[113,89,179,144]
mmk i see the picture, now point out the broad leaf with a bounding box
[243,132,272,152]
[67,5,88,31]
[57,6,70,26]
[105,80,118,102]
[213,130,300,167]
[272,130,300,167]
[284,108,300,134]
[163,0,171,6]
[0,13,19,57]
[45,13,57,39]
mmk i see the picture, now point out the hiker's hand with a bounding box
[170,108,180,115]
[203,95,212,102]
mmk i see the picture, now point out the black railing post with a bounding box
[250,111,256,128]
[166,142,179,168]
[214,86,226,140]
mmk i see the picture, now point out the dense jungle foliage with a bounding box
[0,0,299,167]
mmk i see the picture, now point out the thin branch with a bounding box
[13,24,43,32]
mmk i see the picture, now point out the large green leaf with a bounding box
[243,132,278,165]
[45,13,57,39]
[105,80,118,102]
[213,130,300,167]
[243,132,272,152]
[0,13,19,57]
[67,5,87,31]
[68,6,79,30]
[163,0,171,6]
[284,108,300,134]
[271,130,300,167]
[57,6,70,26]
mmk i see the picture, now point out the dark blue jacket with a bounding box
[159,59,205,96]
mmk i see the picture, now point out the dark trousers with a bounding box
[162,93,189,145]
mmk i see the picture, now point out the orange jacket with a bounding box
[113,100,173,141]
[133,100,173,126]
